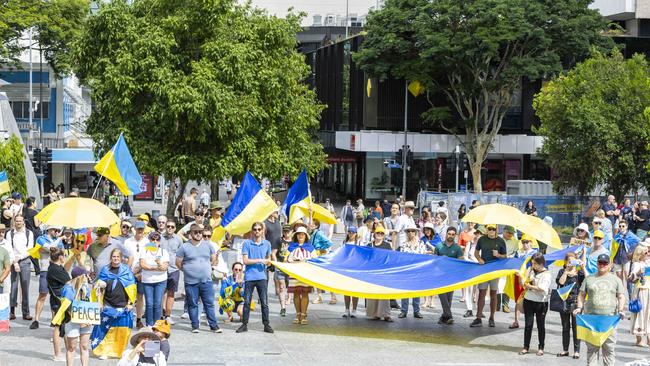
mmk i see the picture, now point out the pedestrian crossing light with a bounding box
[32,148,42,174]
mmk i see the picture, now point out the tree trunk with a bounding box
[165,177,187,219]
[210,178,220,202]
[470,161,483,193]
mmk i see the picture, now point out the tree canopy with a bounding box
[354,0,612,191]
[534,50,650,198]
[0,136,28,198]
[73,0,326,214]
[0,0,88,75]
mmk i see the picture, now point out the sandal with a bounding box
[556,352,569,357]
[518,349,529,355]
[293,313,302,324]
[536,350,544,356]
[509,322,519,329]
[329,299,337,305]
[312,297,323,304]
[300,318,309,325]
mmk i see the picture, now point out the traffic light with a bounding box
[32,148,42,174]
[396,148,403,167]
[42,148,52,176]
[406,148,414,168]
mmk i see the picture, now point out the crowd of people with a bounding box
[1,188,650,365]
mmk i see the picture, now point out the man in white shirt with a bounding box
[199,190,210,209]
[7,214,35,320]
[124,221,149,328]
[392,201,416,250]
[9,192,24,219]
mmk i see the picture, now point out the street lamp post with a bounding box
[402,80,408,200]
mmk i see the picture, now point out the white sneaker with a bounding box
[98,355,108,360]
[51,355,66,362]
[342,310,350,318]
[180,312,189,320]
[166,316,175,325]
[350,309,357,318]
[191,328,200,333]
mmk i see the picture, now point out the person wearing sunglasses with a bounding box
[470,224,507,328]
[160,220,182,324]
[591,215,613,251]
[140,231,169,326]
[613,221,640,297]
[124,221,150,329]
[584,230,610,276]
[574,253,626,365]
[176,223,221,333]
[219,262,245,323]
[236,222,273,334]
[113,220,133,246]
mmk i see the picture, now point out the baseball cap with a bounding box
[134,221,146,230]
[593,230,605,239]
[597,254,610,264]
[374,226,387,234]
[11,192,21,200]
[347,225,357,233]
[71,266,88,279]
[0,195,9,202]
[404,201,416,208]
[474,225,487,235]
[503,226,515,234]
[96,227,110,236]
[486,224,497,230]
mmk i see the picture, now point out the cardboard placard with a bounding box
[70,301,101,325]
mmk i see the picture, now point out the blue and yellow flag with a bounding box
[282,169,336,225]
[97,263,137,304]
[51,284,76,325]
[273,244,526,299]
[576,314,621,346]
[556,283,575,301]
[94,133,142,196]
[546,244,584,268]
[0,171,9,195]
[90,307,133,358]
[212,172,277,243]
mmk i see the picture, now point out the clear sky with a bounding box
[249,0,380,24]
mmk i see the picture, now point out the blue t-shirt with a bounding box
[241,239,271,281]
[176,241,215,284]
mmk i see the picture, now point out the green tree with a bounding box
[354,0,612,191]
[72,0,326,216]
[534,50,650,198]
[0,0,89,75]
[0,136,28,197]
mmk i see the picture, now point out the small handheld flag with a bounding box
[576,314,621,346]
[0,171,10,195]
[556,283,575,301]
[94,133,143,196]
[144,242,158,252]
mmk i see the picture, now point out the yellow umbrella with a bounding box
[290,201,337,225]
[36,197,120,229]
[460,203,522,226]
[517,214,562,249]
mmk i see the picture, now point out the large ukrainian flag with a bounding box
[0,171,9,195]
[577,314,621,346]
[273,244,527,299]
[282,169,336,225]
[94,133,142,196]
[90,307,133,358]
[212,172,277,242]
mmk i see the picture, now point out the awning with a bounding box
[51,148,96,164]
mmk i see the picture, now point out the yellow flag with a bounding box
[408,80,424,97]
[366,78,372,97]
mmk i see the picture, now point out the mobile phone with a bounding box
[143,340,160,357]
[570,259,581,266]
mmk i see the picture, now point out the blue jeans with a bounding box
[143,281,166,326]
[185,281,218,329]
[401,297,420,314]
[242,279,270,326]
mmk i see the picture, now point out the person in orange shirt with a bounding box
[458,222,475,303]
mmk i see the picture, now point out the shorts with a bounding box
[477,278,500,291]
[64,322,93,338]
[137,281,144,295]
[39,271,49,294]
[234,300,243,310]
[166,271,180,292]
[274,270,288,282]
[227,191,232,195]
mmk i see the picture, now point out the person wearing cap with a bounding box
[271,225,292,317]
[8,192,23,218]
[354,199,366,227]
[398,224,425,319]
[160,219,182,324]
[60,227,74,250]
[236,221,273,333]
[584,230,610,276]
[124,220,150,328]
[31,225,65,329]
[470,224,507,328]
[152,319,171,361]
[208,201,226,228]
[117,327,167,366]
[0,224,11,294]
[591,215,612,251]
[574,252,626,365]
[114,219,133,246]
[7,214,35,321]
[435,227,463,324]
[0,195,13,229]
[176,223,221,333]
[420,221,438,310]
[366,225,393,322]
[87,227,131,283]
[613,220,640,297]
[393,201,416,250]
[287,225,315,325]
